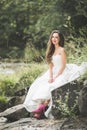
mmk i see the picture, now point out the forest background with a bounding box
[0,0,87,115]
[0,0,87,63]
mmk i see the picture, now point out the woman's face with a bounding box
[51,33,60,45]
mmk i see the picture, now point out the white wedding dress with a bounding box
[23,54,87,118]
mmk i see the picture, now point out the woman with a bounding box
[23,30,87,119]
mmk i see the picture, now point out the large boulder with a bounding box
[51,80,81,119]
[0,104,29,122]
[0,102,8,112]
[78,81,87,116]
[52,79,87,119]
[8,95,25,108]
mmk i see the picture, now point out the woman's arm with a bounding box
[54,48,66,80]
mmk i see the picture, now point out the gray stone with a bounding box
[0,104,29,121]
[78,85,87,116]
[0,117,87,130]
[0,118,65,130]
[8,95,25,108]
[51,81,80,119]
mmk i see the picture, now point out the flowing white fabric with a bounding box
[23,54,87,118]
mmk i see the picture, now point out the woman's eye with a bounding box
[52,36,58,39]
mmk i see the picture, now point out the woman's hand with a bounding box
[53,77,57,82]
[48,74,59,83]
[48,78,54,83]
[53,74,59,81]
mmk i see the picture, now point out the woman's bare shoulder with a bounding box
[59,47,65,52]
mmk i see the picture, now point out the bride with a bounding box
[23,30,87,119]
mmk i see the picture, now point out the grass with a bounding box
[0,62,48,96]
[65,41,87,65]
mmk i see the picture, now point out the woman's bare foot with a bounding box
[44,99,50,106]
[32,99,50,119]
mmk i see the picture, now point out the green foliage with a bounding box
[0,76,17,96]
[0,95,8,104]
[0,0,87,52]
[15,63,47,91]
[24,41,44,62]
[0,63,48,96]
[65,37,87,64]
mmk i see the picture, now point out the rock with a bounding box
[0,117,7,123]
[14,87,29,96]
[8,96,25,108]
[0,118,65,130]
[0,95,25,113]
[78,84,87,116]
[61,117,87,130]
[0,117,87,130]
[0,102,8,112]
[0,104,29,122]
[51,81,80,119]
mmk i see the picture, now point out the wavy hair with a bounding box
[46,30,64,64]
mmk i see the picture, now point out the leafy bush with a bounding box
[65,37,87,64]
[0,63,48,96]
[0,95,8,104]
[24,42,44,62]
[15,63,47,91]
[0,77,17,96]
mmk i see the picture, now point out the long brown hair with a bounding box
[46,30,64,64]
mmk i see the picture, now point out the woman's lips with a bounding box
[53,40,56,43]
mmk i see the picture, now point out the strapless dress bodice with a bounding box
[52,54,62,69]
